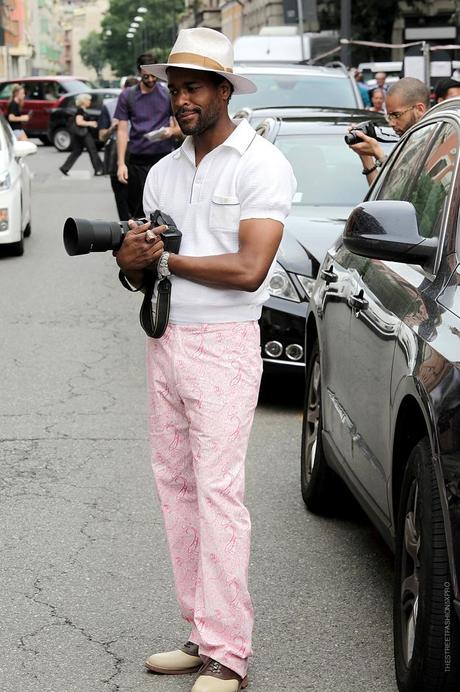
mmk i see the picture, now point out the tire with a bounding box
[9,233,24,256]
[52,128,71,152]
[23,221,31,238]
[300,339,345,515]
[394,438,460,691]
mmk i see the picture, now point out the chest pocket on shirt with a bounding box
[209,194,240,231]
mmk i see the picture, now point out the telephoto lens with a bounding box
[63,218,129,256]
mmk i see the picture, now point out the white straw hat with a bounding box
[141,27,257,95]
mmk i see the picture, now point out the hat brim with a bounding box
[141,63,257,95]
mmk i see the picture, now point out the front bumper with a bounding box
[259,296,308,372]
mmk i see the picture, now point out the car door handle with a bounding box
[320,267,338,284]
[348,290,369,311]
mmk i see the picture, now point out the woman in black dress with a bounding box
[59,93,103,176]
[7,84,30,140]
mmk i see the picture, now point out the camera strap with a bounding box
[139,273,171,339]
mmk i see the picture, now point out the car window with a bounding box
[0,83,13,99]
[377,124,438,201]
[61,80,93,94]
[407,123,458,239]
[23,82,43,100]
[42,81,59,101]
[275,133,369,206]
[378,122,458,240]
[0,117,13,154]
[231,75,357,111]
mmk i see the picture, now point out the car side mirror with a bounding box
[343,201,437,266]
[13,140,37,158]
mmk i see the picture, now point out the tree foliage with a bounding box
[80,31,107,79]
[100,0,184,77]
[317,0,417,64]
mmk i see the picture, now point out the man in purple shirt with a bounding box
[114,53,180,217]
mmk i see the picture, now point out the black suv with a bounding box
[48,88,121,151]
[303,98,460,690]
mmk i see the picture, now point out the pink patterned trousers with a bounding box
[146,321,262,678]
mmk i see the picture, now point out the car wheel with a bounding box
[300,338,345,514]
[10,233,24,256]
[53,128,71,152]
[23,221,31,238]
[394,438,460,691]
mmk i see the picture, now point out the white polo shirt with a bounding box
[143,118,296,324]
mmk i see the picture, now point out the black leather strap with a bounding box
[139,272,171,338]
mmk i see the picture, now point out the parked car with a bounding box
[232,64,364,113]
[48,88,122,152]
[303,97,460,691]
[244,106,395,372]
[0,76,93,143]
[0,115,36,256]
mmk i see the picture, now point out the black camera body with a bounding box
[63,209,182,256]
[344,120,399,146]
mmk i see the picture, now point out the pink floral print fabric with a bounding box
[146,321,262,678]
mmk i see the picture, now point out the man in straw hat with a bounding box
[115,27,296,692]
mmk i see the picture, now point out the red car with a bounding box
[0,76,93,143]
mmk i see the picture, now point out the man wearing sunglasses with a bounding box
[348,77,430,184]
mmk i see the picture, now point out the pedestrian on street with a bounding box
[98,76,139,220]
[7,84,30,141]
[434,77,460,103]
[368,87,386,114]
[114,27,296,692]
[60,93,103,177]
[114,52,180,218]
[351,68,370,108]
[347,77,430,184]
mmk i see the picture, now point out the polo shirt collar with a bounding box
[174,118,257,163]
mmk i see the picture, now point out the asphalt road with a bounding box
[0,144,396,692]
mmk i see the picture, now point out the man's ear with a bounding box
[415,102,427,117]
[219,81,232,103]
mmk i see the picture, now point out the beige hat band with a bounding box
[168,51,234,73]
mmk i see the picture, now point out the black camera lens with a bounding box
[344,131,360,146]
[63,217,128,255]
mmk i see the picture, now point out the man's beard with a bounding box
[176,103,220,136]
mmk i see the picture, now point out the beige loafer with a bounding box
[145,640,202,675]
[191,658,248,691]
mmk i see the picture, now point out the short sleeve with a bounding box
[113,90,129,121]
[237,144,297,224]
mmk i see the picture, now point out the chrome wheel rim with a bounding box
[55,130,71,151]
[304,356,321,482]
[400,481,420,666]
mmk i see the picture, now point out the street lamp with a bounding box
[131,22,139,28]
[134,16,144,22]
[105,29,112,37]
[137,6,148,12]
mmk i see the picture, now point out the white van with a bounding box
[233,32,339,65]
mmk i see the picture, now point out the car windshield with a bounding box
[231,75,357,111]
[275,133,369,206]
[63,80,94,93]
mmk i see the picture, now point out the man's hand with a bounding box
[349,129,385,160]
[117,163,128,184]
[114,219,166,274]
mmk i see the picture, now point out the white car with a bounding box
[0,115,36,256]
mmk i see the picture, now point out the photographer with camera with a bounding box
[347,77,430,184]
[113,27,296,692]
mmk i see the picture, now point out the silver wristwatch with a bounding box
[157,251,171,279]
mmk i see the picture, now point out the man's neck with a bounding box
[193,115,236,166]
